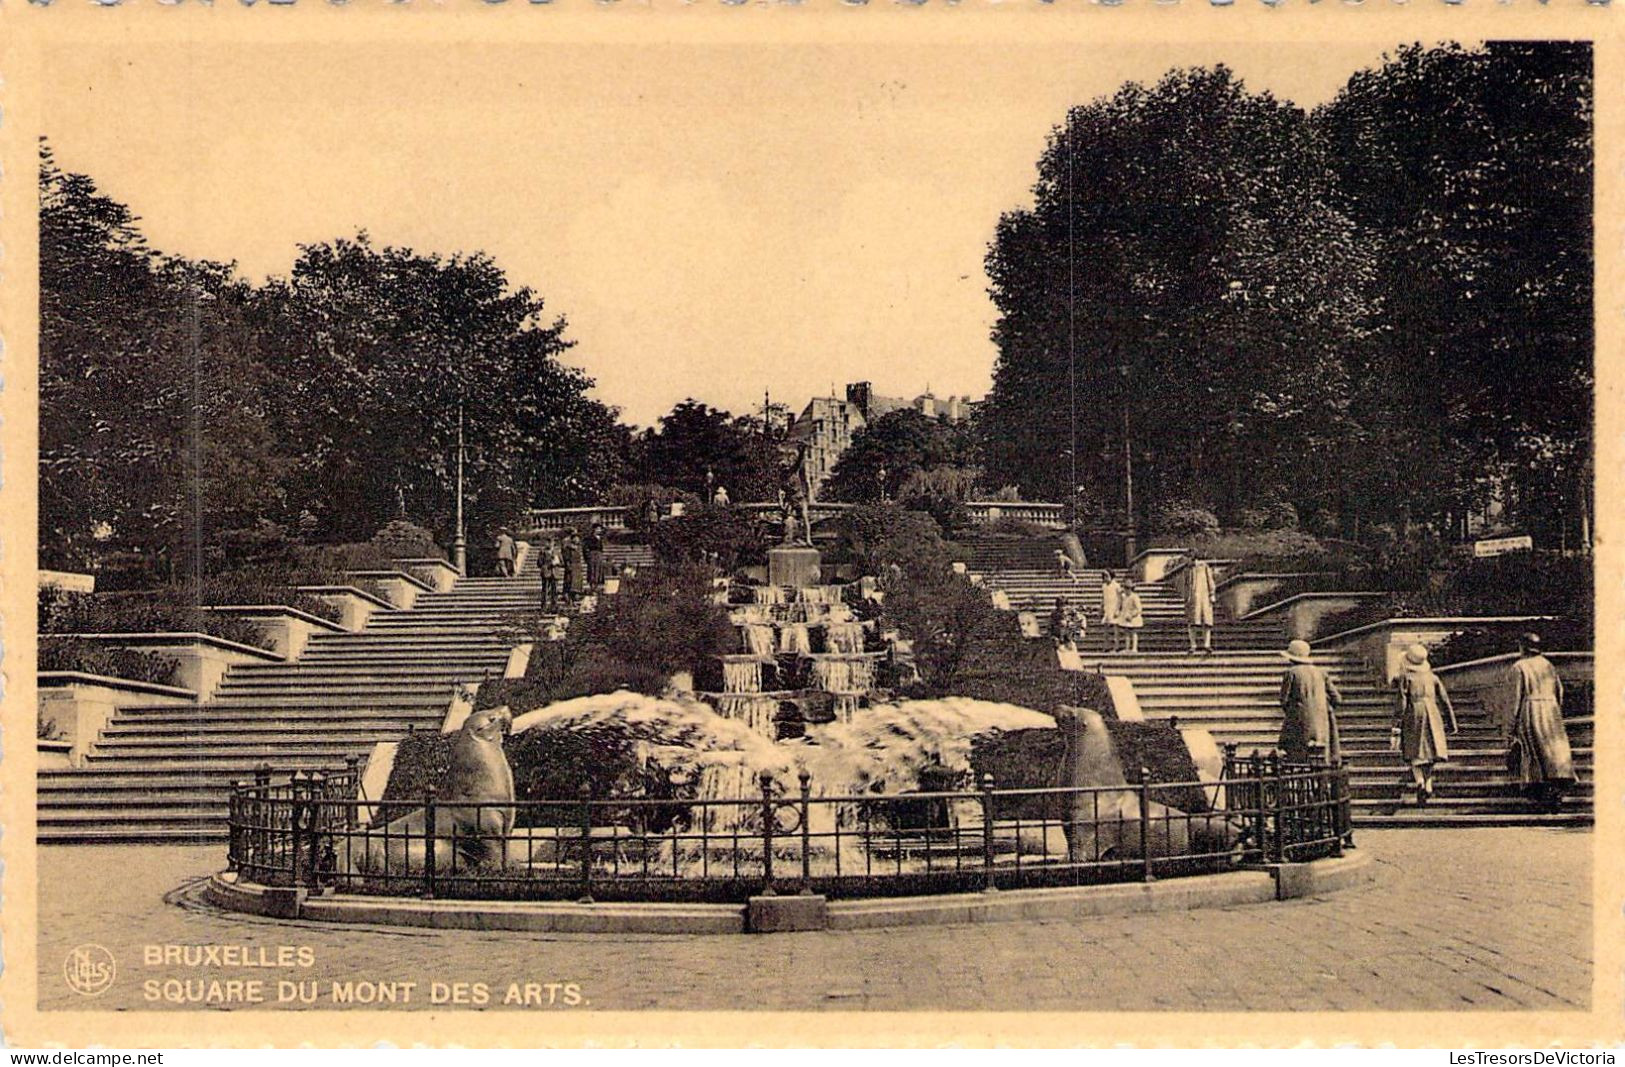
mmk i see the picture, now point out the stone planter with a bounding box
[38,739,74,769]
[39,569,96,594]
[393,557,461,593]
[201,605,347,661]
[1240,592,1386,642]
[343,569,434,610]
[38,671,197,766]
[295,585,395,632]
[42,632,280,701]
[1214,572,1337,619]
[1313,616,1558,682]
[1129,548,1191,585]
[1434,651,1592,734]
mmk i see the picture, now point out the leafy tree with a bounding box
[631,399,778,502]
[981,67,1375,532]
[252,234,627,550]
[1315,42,1593,545]
[39,143,282,577]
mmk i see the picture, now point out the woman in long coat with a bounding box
[1390,644,1457,804]
[1278,640,1342,762]
[1507,632,1575,809]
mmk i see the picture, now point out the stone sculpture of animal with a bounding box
[338,707,517,877]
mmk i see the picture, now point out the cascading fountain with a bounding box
[824,621,866,654]
[741,624,777,657]
[721,656,764,695]
[778,622,813,655]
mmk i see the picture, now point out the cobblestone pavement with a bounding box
[35,828,1590,1013]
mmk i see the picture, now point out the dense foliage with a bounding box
[40,147,627,581]
[980,45,1592,549]
[476,563,736,713]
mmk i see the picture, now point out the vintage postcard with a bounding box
[0,1,1621,1049]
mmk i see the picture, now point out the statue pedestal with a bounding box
[767,546,821,589]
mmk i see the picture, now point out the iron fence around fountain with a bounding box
[226,755,1351,904]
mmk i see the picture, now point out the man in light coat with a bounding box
[1185,552,1216,655]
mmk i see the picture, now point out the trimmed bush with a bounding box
[369,519,446,561]
[39,587,270,650]
[648,504,767,570]
[1151,500,1220,537]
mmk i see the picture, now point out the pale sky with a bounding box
[45,39,1402,427]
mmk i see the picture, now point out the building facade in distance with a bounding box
[788,382,978,497]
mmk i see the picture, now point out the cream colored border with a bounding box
[1,2,1620,1048]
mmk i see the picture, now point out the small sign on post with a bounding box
[1473,534,1533,558]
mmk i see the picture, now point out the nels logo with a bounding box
[64,943,116,997]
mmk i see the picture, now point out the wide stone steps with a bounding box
[40,569,551,843]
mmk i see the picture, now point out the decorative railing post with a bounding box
[1247,751,1266,863]
[577,783,594,904]
[227,781,243,874]
[1270,751,1286,865]
[759,770,777,897]
[422,786,438,899]
[1221,742,1238,812]
[797,769,813,896]
[1137,765,1156,882]
[1340,755,1356,852]
[308,771,326,887]
[980,772,996,892]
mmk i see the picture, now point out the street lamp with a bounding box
[1119,363,1136,565]
[453,400,467,576]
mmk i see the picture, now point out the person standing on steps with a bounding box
[1100,569,1124,654]
[1506,631,1576,812]
[495,528,516,577]
[540,537,563,609]
[1117,577,1145,653]
[1278,639,1343,763]
[1185,552,1216,655]
[1390,643,1458,805]
[562,529,587,601]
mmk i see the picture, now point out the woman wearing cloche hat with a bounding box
[1391,644,1459,805]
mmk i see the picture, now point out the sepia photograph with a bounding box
[1,5,1618,1049]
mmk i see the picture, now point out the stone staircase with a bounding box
[965,536,1593,828]
[37,573,549,844]
[962,538,1283,653]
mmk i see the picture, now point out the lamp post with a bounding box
[452,400,467,576]
[1120,364,1136,565]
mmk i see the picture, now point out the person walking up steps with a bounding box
[1506,631,1576,812]
[1185,552,1215,654]
[494,528,517,577]
[1391,643,1458,805]
[1278,639,1342,763]
[1118,577,1145,654]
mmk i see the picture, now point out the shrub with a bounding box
[1151,500,1220,537]
[1235,507,1270,530]
[195,572,345,625]
[1264,501,1300,530]
[38,637,180,686]
[1430,619,1592,666]
[369,519,445,561]
[648,504,767,570]
[475,564,733,712]
[834,505,955,578]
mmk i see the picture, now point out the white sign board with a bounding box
[1473,534,1533,558]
